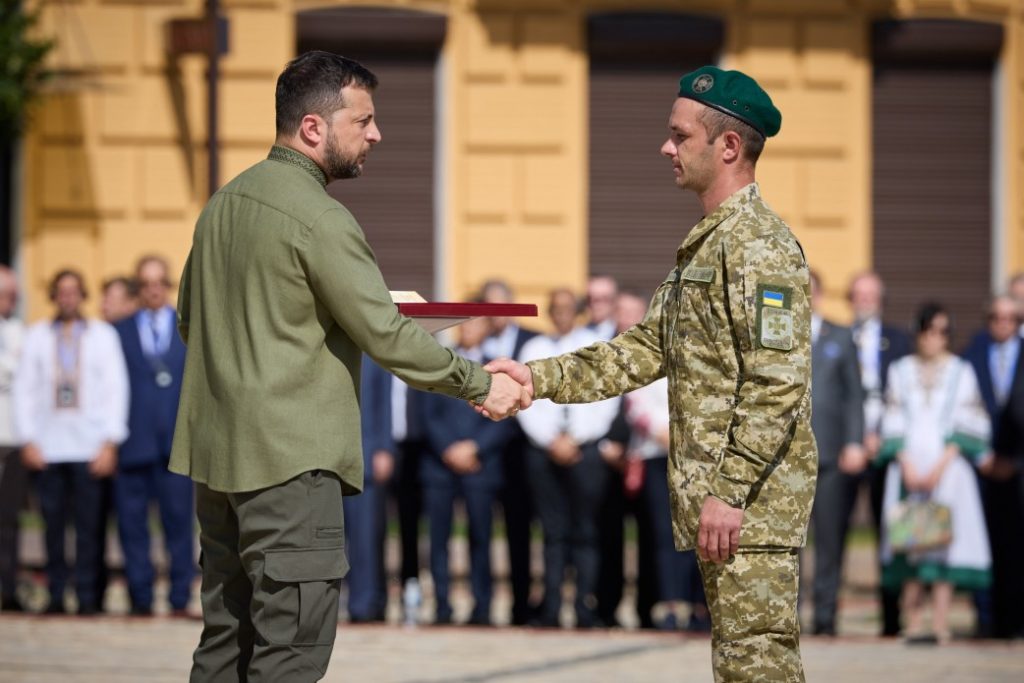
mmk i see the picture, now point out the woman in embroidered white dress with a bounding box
[878,302,992,643]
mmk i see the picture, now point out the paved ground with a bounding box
[4,521,1023,681]
[1,615,1022,683]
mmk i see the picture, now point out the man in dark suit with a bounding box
[481,279,538,625]
[419,314,513,625]
[808,271,865,636]
[847,270,911,636]
[963,294,1024,639]
[344,356,395,622]
[113,256,193,616]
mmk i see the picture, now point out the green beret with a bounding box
[677,66,781,138]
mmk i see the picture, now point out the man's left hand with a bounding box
[697,495,743,564]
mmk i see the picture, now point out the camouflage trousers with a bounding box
[699,548,805,683]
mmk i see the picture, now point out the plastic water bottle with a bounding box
[402,577,421,627]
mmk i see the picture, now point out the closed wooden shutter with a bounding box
[588,13,723,295]
[872,20,1002,342]
[297,8,445,298]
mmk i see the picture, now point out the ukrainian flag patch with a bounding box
[762,290,785,308]
[755,284,794,351]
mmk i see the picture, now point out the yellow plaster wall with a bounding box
[23,0,290,321]
[19,0,1024,327]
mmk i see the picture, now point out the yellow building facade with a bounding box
[19,0,1024,325]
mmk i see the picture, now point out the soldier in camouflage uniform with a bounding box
[486,66,816,682]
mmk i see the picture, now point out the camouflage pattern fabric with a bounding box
[526,183,815,678]
[700,549,804,682]
[527,183,817,550]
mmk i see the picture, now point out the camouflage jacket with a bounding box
[528,183,817,549]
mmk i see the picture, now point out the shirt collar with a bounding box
[678,183,759,255]
[268,145,328,188]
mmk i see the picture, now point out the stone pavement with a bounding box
[5,524,1024,681]
[0,615,1022,683]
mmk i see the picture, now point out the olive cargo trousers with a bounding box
[190,471,349,683]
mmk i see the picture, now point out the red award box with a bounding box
[397,302,538,334]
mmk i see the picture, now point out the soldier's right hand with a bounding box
[484,358,535,399]
[479,371,531,421]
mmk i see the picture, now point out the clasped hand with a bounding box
[472,359,535,421]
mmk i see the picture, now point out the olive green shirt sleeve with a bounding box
[300,206,492,403]
[709,236,812,508]
[527,283,668,402]
[176,248,193,345]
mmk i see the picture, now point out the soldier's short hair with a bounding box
[698,106,765,164]
[276,51,378,137]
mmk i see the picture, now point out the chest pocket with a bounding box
[679,265,719,343]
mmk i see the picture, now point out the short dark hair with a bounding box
[49,269,88,301]
[275,51,378,137]
[102,276,138,298]
[135,254,173,287]
[914,301,951,338]
[698,106,765,163]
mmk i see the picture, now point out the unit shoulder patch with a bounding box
[682,265,716,284]
[756,284,793,351]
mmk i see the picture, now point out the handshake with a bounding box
[472,359,535,421]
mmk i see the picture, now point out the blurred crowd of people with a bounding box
[0,258,193,617]
[1,263,1023,642]
[347,270,1024,640]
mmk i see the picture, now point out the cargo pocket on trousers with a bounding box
[260,545,350,646]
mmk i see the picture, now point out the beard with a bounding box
[323,129,362,180]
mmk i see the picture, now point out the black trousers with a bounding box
[0,446,26,601]
[500,435,534,624]
[868,465,901,635]
[527,442,608,627]
[36,462,103,609]
[395,439,425,584]
[809,464,859,632]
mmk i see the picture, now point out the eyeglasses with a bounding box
[138,279,169,289]
[989,313,1018,323]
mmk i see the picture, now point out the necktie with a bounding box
[995,344,1011,407]
[150,312,163,357]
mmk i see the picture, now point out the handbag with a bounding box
[886,499,953,553]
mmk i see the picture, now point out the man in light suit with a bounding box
[807,271,865,636]
[963,295,1024,639]
[113,256,194,616]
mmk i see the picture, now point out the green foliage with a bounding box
[0,2,53,141]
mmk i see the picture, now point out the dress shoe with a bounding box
[43,602,66,616]
[0,596,25,613]
[466,612,492,627]
[130,605,154,617]
[171,608,200,620]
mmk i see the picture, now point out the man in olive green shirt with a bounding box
[172,52,526,682]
